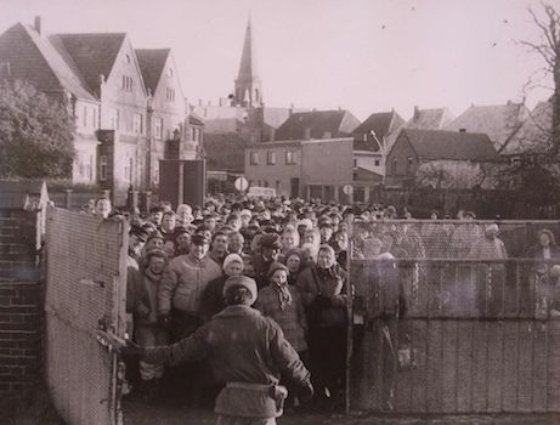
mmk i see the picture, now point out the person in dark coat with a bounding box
[120,276,313,425]
[252,233,282,289]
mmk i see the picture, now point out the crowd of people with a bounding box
[90,194,560,422]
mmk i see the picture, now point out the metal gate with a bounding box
[45,208,128,425]
[349,220,560,414]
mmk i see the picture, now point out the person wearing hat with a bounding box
[119,275,313,424]
[252,233,282,289]
[173,227,191,257]
[129,248,170,399]
[201,253,245,321]
[296,244,349,407]
[255,262,308,409]
[158,232,223,405]
[138,231,165,269]
[467,223,508,315]
[208,230,229,267]
[450,211,484,258]
[159,232,222,342]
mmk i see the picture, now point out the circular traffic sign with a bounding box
[342,184,353,195]
[234,177,249,192]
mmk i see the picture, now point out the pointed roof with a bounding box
[500,100,553,155]
[445,102,529,150]
[275,110,360,141]
[0,23,96,101]
[406,107,454,130]
[353,110,406,151]
[395,129,500,161]
[237,19,258,83]
[135,48,170,95]
[51,32,126,93]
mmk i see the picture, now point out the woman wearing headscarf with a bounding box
[282,248,306,286]
[296,244,349,407]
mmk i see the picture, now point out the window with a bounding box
[167,68,173,77]
[122,75,133,91]
[92,108,97,129]
[124,157,134,182]
[133,113,143,134]
[153,163,159,184]
[374,159,380,166]
[154,118,163,140]
[166,88,175,102]
[99,156,107,181]
[89,155,93,180]
[124,54,131,64]
[266,151,276,165]
[82,106,87,128]
[249,151,259,165]
[391,158,397,175]
[285,151,297,165]
[406,157,413,175]
[353,159,358,168]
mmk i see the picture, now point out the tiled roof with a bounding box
[204,133,250,172]
[399,129,500,161]
[52,33,126,93]
[406,107,454,130]
[275,110,360,141]
[445,102,529,150]
[0,24,96,101]
[500,100,552,155]
[353,110,406,151]
[135,48,169,95]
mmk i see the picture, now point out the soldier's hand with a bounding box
[121,340,143,358]
[299,380,314,403]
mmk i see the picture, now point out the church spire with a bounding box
[233,17,262,108]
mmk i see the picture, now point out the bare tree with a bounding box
[520,3,560,153]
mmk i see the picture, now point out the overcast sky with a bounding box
[0,0,554,120]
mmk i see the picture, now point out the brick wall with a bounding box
[0,210,40,280]
[0,208,43,395]
[0,280,43,394]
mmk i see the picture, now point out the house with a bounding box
[203,132,249,190]
[244,137,354,201]
[51,31,149,195]
[0,21,101,185]
[274,109,360,141]
[445,101,529,151]
[499,100,552,156]
[136,48,196,188]
[0,18,195,202]
[352,110,405,182]
[385,129,501,188]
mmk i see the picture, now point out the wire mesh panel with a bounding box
[349,220,560,414]
[45,208,128,425]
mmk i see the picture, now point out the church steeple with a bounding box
[233,18,262,108]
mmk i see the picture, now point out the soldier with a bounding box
[120,276,314,425]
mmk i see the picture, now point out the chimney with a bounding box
[34,16,41,34]
[459,128,466,133]
[413,105,420,120]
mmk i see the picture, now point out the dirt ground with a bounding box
[123,399,560,425]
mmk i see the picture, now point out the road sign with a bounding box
[234,177,249,192]
[342,184,353,195]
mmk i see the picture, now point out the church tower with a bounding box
[232,18,263,108]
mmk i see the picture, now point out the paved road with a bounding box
[123,400,560,424]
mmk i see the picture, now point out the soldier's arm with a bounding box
[141,325,209,366]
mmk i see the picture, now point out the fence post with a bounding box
[65,188,72,210]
